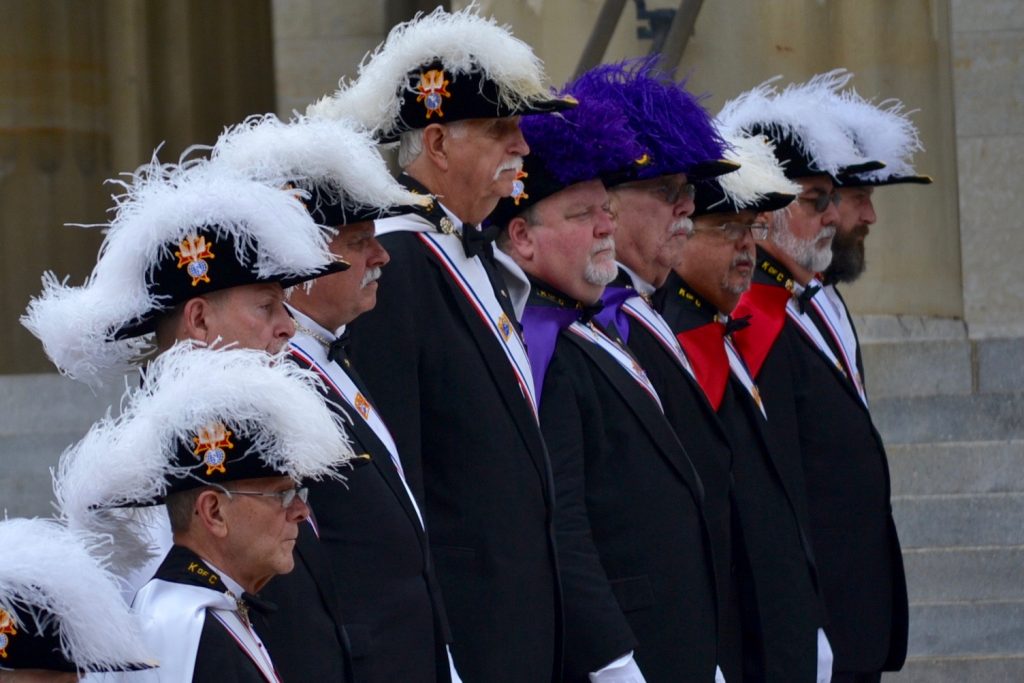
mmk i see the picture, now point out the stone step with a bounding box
[903,546,1024,604]
[0,373,123,436]
[887,655,1024,682]
[872,393,1024,445]
[860,338,972,400]
[906,600,1024,658]
[892,492,1024,550]
[889,440,1024,497]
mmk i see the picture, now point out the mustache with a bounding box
[731,252,754,268]
[669,217,693,236]
[360,267,382,288]
[493,157,524,180]
[591,236,616,257]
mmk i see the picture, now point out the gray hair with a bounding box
[397,121,471,169]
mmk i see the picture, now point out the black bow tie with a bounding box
[724,314,751,335]
[797,284,821,314]
[241,591,277,615]
[327,328,352,366]
[579,302,604,324]
[461,223,500,258]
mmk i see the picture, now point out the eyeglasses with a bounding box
[694,221,770,241]
[798,190,842,214]
[215,485,309,509]
[619,177,696,205]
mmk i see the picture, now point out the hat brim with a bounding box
[840,173,933,187]
[111,261,350,340]
[687,159,741,180]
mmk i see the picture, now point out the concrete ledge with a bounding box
[889,441,1024,496]
[904,546,1024,603]
[888,655,1024,682]
[977,338,1024,394]
[873,393,1024,444]
[861,339,973,399]
[892,492,1024,549]
[908,601,1024,657]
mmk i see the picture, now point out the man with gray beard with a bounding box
[493,67,720,683]
[727,74,910,682]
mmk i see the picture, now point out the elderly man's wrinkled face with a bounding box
[610,173,696,288]
[516,179,616,305]
[827,186,876,283]
[679,210,760,313]
[444,117,529,224]
[768,175,840,274]
[200,282,295,353]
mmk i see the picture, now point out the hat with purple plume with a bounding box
[488,77,645,226]
[569,56,735,182]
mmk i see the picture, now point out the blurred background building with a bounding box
[1,1,1021,679]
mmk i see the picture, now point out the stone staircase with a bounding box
[861,318,1024,681]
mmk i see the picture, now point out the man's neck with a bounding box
[757,241,815,286]
[676,271,736,315]
[405,167,483,225]
[174,534,260,594]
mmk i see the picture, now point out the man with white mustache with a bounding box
[726,73,910,683]
[657,131,835,683]
[307,7,576,680]
[493,68,719,683]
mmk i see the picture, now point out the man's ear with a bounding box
[181,297,212,343]
[504,216,535,261]
[194,489,230,539]
[421,124,449,172]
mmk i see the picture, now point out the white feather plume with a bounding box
[717,70,872,176]
[21,157,337,386]
[828,90,925,182]
[307,3,553,139]
[0,518,154,671]
[55,343,355,570]
[209,114,432,213]
[713,132,802,210]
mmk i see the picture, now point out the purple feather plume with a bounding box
[520,85,644,186]
[570,56,725,179]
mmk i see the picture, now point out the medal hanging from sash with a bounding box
[209,608,282,683]
[808,294,869,407]
[568,320,664,411]
[418,232,539,420]
[622,296,698,381]
[289,343,424,528]
[724,336,767,420]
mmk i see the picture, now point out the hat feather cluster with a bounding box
[713,132,802,210]
[21,158,336,386]
[0,518,153,671]
[717,70,870,176]
[570,56,725,179]
[828,87,925,182]
[307,4,553,140]
[208,114,432,215]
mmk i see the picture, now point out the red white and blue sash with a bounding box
[210,608,282,683]
[724,336,767,420]
[622,296,698,382]
[818,286,868,407]
[567,320,664,411]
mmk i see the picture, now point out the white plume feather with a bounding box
[828,90,925,181]
[0,518,154,670]
[209,114,431,213]
[55,343,355,570]
[21,157,337,386]
[714,132,802,210]
[717,69,872,176]
[307,4,553,139]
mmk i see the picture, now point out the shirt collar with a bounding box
[616,262,656,297]
[286,304,343,342]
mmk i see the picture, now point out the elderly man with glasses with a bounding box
[726,73,911,683]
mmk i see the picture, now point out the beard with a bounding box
[584,237,618,286]
[721,250,755,295]
[769,211,836,273]
[824,224,868,284]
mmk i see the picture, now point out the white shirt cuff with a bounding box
[589,651,647,682]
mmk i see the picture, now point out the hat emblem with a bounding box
[416,69,451,119]
[193,422,234,476]
[0,608,16,658]
[176,235,216,287]
[511,170,529,206]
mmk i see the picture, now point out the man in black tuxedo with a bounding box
[311,7,575,681]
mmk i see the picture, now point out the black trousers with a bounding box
[832,672,883,683]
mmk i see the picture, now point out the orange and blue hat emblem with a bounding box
[416,69,451,119]
[511,170,529,206]
[193,422,234,475]
[176,235,216,287]
[0,608,16,659]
